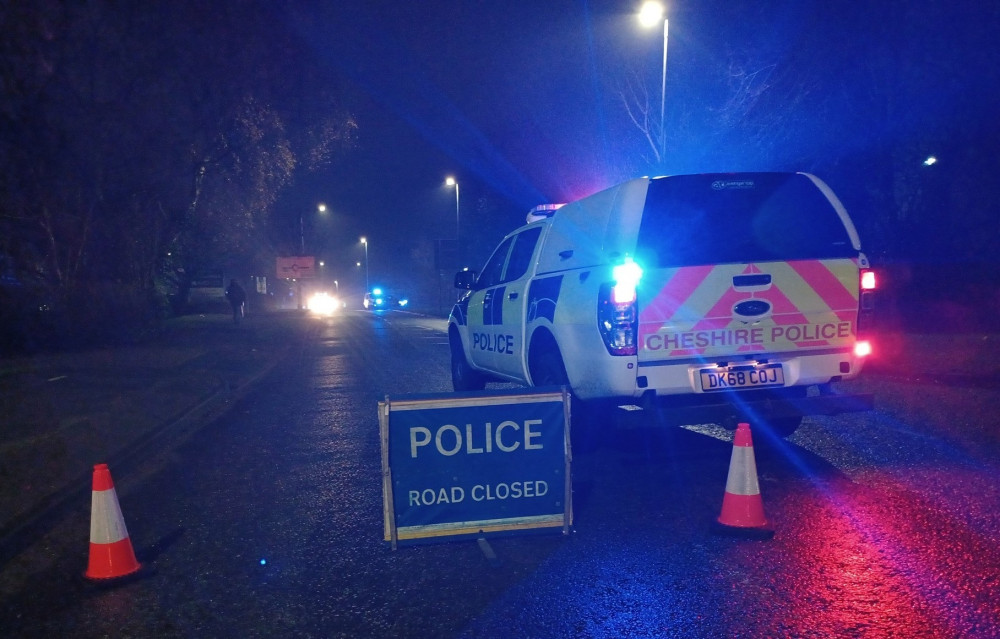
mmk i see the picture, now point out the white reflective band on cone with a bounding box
[724,447,761,496]
[90,488,130,544]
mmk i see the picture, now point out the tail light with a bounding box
[856,268,876,355]
[598,258,642,356]
[860,270,876,291]
[854,340,872,357]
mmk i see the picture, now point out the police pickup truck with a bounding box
[448,172,875,436]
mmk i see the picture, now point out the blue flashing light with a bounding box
[260,559,267,565]
[612,257,643,304]
[372,287,383,295]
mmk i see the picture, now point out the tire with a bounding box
[528,337,604,452]
[450,331,486,391]
[530,347,569,388]
[737,388,805,438]
[764,416,803,438]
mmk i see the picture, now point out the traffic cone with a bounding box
[85,463,142,580]
[715,422,774,539]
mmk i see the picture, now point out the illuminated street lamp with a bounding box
[445,176,460,240]
[296,203,327,309]
[638,1,668,158]
[360,236,369,292]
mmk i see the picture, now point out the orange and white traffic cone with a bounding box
[715,422,774,539]
[85,463,142,580]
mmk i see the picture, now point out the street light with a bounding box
[297,203,327,308]
[360,236,369,292]
[445,176,460,240]
[638,1,668,159]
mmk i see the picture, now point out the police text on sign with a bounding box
[409,420,544,457]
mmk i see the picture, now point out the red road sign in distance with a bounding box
[276,256,316,279]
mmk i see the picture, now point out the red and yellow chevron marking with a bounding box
[638,259,860,358]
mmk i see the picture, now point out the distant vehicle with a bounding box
[306,291,340,316]
[364,288,408,310]
[449,172,877,437]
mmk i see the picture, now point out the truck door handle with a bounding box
[508,292,518,300]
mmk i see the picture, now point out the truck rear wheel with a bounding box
[450,331,486,391]
[764,416,803,438]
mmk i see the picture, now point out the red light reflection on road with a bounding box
[736,465,1000,637]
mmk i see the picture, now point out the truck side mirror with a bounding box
[454,269,478,290]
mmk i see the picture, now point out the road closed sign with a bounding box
[379,388,572,548]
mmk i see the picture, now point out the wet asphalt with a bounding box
[1,311,999,638]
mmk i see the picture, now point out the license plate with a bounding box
[699,364,784,391]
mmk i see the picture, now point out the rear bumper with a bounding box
[648,389,873,427]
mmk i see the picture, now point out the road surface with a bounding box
[2,310,998,638]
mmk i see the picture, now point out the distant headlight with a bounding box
[307,292,338,316]
[397,298,408,307]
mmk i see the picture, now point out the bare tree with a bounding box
[618,68,664,165]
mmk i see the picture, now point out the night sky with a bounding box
[268,0,998,291]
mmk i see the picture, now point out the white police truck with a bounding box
[448,173,876,436]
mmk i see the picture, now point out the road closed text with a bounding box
[409,420,544,458]
[408,480,549,506]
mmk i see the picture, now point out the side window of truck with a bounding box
[477,237,513,289]
[502,226,542,283]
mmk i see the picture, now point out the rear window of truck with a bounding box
[636,173,856,267]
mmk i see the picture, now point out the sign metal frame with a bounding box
[379,388,573,549]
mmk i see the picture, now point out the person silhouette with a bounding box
[225,278,247,325]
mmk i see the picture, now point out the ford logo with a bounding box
[733,300,771,317]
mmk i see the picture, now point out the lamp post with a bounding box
[301,203,327,255]
[638,1,668,159]
[297,203,327,308]
[360,237,369,292]
[445,176,460,240]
